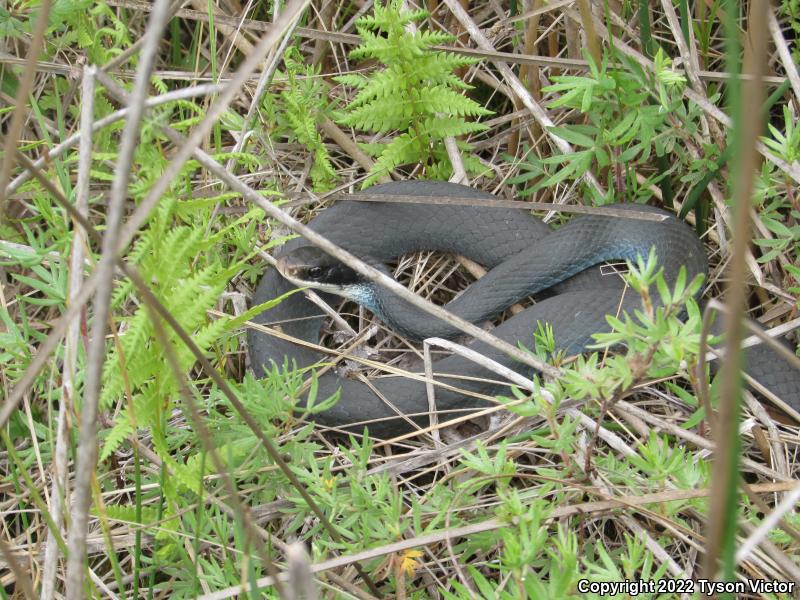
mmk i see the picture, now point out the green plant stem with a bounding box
[702,0,769,587]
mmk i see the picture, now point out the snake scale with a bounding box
[248,181,800,436]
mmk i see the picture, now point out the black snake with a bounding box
[248,181,800,436]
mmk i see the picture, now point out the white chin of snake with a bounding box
[279,270,376,308]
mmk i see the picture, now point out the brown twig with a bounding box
[40,64,97,600]
[703,0,770,579]
[0,0,51,216]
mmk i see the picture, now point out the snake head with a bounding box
[276,246,365,296]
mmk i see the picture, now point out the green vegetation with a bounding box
[1,0,798,598]
[336,0,491,185]
[511,50,694,205]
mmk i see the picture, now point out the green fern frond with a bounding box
[172,313,230,369]
[125,233,154,268]
[189,315,231,353]
[334,73,369,89]
[167,264,226,324]
[415,30,457,48]
[278,46,337,191]
[364,133,419,187]
[111,277,135,309]
[338,100,413,133]
[101,308,155,408]
[100,410,135,462]
[169,462,203,495]
[149,226,204,285]
[152,194,177,239]
[413,52,478,84]
[357,0,427,30]
[101,504,161,526]
[414,87,492,117]
[337,0,491,184]
[311,147,338,187]
[348,31,390,62]
[356,141,386,157]
[98,186,260,468]
[347,66,409,108]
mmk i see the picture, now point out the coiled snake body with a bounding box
[249,181,800,436]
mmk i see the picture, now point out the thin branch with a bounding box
[0,0,51,214]
[41,64,97,600]
[768,10,800,103]
[64,1,173,595]
[4,83,225,198]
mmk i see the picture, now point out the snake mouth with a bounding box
[274,255,300,280]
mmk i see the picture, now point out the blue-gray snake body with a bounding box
[248,181,800,435]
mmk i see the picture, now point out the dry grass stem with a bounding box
[0,0,51,213]
[65,1,174,595]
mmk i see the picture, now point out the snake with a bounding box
[248,180,800,436]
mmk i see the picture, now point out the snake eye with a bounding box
[307,266,324,280]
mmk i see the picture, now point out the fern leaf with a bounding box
[364,133,420,187]
[415,52,478,84]
[348,66,408,108]
[111,277,134,309]
[416,30,456,48]
[167,265,227,332]
[102,504,161,525]
[100,411,134,462]
[334,73,368,89]
[170,462,203,495]
[154,226,204,285]
[101,308,154,408]
[414,87,492,117]
[339,100,413,133]
[174,315,230,369]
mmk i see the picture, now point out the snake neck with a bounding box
[344,284,384,317]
